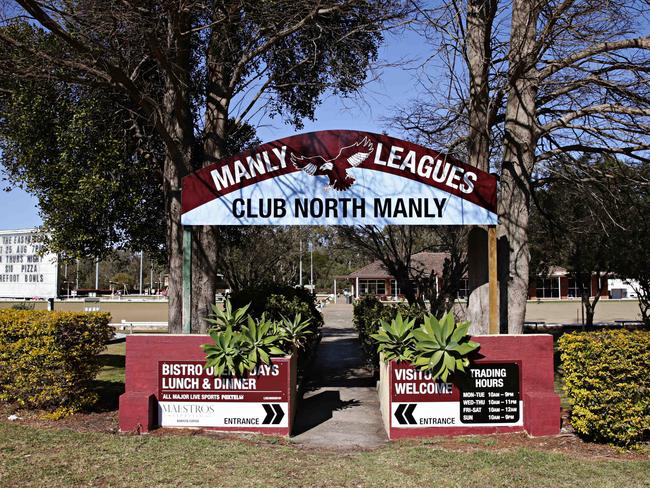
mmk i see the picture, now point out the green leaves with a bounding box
[277,313,314,354]
[412,313,479,381]
[370,313,416,362]
[203,326,245,377]
[203,300,314,377]
[240,315,285,366]
[372,311,480,381]
[205,300,250,331]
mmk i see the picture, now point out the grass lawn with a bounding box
[2,338,646,487]
[1,421,648,488]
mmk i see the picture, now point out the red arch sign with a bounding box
[181,130,497,226]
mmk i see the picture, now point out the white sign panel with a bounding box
[158,401,288,428]
[0,229,58,298]
[391,401,523,428]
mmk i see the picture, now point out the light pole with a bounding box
[309,241,313,289]
[65,280,72,298]
[299,240,303,287]
[139,251,144,295]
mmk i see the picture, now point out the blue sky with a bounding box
[0,28,432,231]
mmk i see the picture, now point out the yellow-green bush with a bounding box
[558,329,650,448]
[0,310,112,416]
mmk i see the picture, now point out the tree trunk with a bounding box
[162,12,194,333]
[192,227,220,332]
[165,161,184,333]
[584,272,606,327]
[191,15,233,333]
[466,0,496,171]
[163,140,193,334]
[498,0,540,334]
[498,169,531,334]
[635,278,650,327]
[467,228,489,334]
[465,0,497,333]
[396,269,418,305]
[583,294,596,327]
[162,125,193,333]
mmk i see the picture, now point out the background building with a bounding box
[338,252,468,300]
[528,267,610,300]
[341,253,615,302]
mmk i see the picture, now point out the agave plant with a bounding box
[203,326,249,376]
[412,312,480,381]
[203,304,289,376]
[278,313,314,354]
[370,313,416,362]
[205,300,250,331]
[240,315,285,365]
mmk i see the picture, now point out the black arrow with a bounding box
[404,404,417,424]
[262,403,285,424]
[395,404,417,425]
[394,403,407,425]
[271,404,284,425]
[262,403,275,424]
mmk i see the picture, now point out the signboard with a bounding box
[181,130,497,226]
[0,229,58,298]
[158,360,289,428]
[390,362,522,428]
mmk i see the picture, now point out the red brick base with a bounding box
[118,334,296,435]
[386,334,561,439]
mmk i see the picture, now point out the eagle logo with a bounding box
[290,137,374,191]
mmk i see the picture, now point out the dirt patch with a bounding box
[0,404,118,434]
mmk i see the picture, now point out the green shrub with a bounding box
[205,300,251,331]
[229,283,323,329]
[353,296,426,366]
[203,301,316,376]
[371,311,479,381]
[558,329,650,448]
[229,284,323,375]
[0,310,113,417]
[204,313,285,376]
[370,312,416,362]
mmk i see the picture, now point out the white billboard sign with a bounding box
[0,229,58,298]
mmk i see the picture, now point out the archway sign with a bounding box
[182,130,497,226]
[181,130,499,332]
[120,134,560,437]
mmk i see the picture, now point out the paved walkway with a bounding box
[291,303,387,448]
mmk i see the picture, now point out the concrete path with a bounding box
[291,303,387,449]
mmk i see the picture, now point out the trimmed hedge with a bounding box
[558,329,650,448]
[229,283,324,329]
[0,310,113,417]
[353,296,426,366]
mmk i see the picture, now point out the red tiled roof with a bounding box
[342,252,450,279]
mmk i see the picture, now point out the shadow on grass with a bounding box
[96,354,125,370]
[89,352,126,412]
[90,379,125,412]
